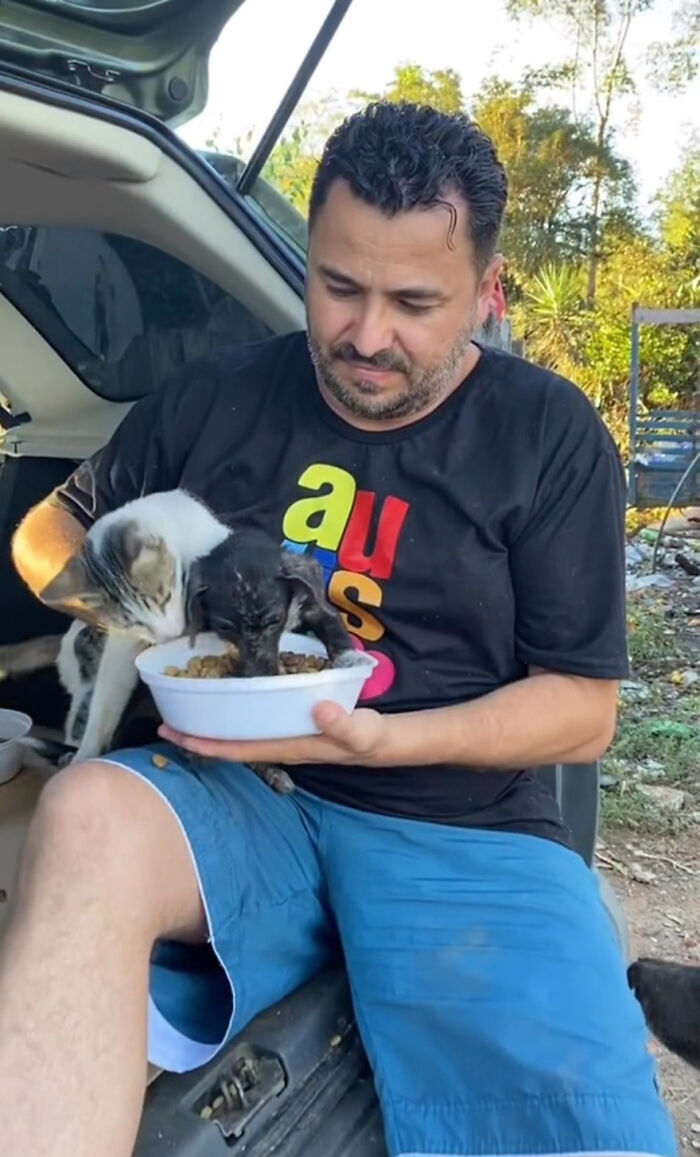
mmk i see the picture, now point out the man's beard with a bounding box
[307,319,476,423]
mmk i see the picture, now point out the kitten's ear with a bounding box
[185,561,207,645]
[120,523,174,590]
[40,554,101,611]
[279,550,325,604]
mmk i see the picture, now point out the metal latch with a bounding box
[196,1052,287,1140]
[0,403,30,432]
[65,59,121,86]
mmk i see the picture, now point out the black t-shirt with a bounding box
[54,331,629,846]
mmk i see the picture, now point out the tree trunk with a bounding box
[587,169,603,303]
[587,115,608,304]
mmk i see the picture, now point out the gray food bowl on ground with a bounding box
[0,709,32,785]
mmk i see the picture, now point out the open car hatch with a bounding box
[0,1,249,126]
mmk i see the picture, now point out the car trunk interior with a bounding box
[0,69,612,1157]
[0,83,304,1015]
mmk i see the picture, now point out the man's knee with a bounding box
[33,760,153,865]
[23,760,205,940]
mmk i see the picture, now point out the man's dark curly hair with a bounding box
[309,101,508,271]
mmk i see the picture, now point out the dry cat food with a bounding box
[164,647,331,679]
[279,651,330,674]
[164,647,240,679]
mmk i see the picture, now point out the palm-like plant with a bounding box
[519,263,588,371]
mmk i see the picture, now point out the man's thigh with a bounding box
[99,747,333,1074]
[318,802,678,1157]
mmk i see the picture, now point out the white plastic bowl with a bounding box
[0,709,32,786]
[135,631,376,741]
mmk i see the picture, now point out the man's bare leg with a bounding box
[0,761,205,1157]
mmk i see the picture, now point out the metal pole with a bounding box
[236,0,355,196]
[628,303,640,508]
[651,450,700,572]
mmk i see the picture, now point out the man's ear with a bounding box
[475,255,506,330]
[279,549,325,605]
[40,553,98,610]
[185,561,207,645]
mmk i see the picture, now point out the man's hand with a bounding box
[158,701,390,767]
[158,669,618,773]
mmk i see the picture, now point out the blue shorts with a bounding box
[100,743,677,1157]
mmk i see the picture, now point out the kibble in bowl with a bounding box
[135,631,376,742]
[164,647,331,679]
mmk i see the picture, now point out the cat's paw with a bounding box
[333,648,369,669]
[251,762,295,794]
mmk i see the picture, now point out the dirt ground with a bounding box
[601,520,699,1152]
[602,829,700,1153]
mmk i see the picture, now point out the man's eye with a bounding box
[327,285,356,298]
[398,300,432,315]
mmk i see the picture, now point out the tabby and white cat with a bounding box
[2,490,230,764]
[2,490,360,787]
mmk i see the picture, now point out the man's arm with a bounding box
[158,666,618,770]
[12,364,201,603]
[11,499,86,601]
[379,667,618,769]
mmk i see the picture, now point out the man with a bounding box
[0,101,676,1157]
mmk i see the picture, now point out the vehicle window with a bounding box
[0,225,273,402]
[196,151,309,256]
[177,0,356,258]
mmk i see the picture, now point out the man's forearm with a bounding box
[11,498,86,600]
[382,670,618,770]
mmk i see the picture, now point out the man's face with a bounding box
[306,180,502,426]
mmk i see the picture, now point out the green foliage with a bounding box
[645,0,700,93]
[511,263,589,371]
[501,0,694,301]
[215,54,697,454]
[513,228,699,436]
[655,143,700,261]
[356,63,465,114]
[262,125,319,216]
[473,78,633,281]
[588,232,699,409]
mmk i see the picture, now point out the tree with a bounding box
[654,141,700,264]
[505,0,695,301]
[198,55,696,453]
[472,78,633,283]
[646,0,700,93]
[354,63,465,114]
[262,125,320,216]
[511,263,589,373]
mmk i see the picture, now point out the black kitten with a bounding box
[188,529,355,676]
[187,529,359,794]
[628,958,700,1070]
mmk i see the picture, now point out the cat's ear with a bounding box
[279,549,325,604]
[119,523,175,591]
[40,554,100,610]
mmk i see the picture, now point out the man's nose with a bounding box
[349,301,394,361]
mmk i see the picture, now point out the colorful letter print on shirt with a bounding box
[282,463,409,700]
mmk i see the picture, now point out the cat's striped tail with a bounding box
[0,635,62,679]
